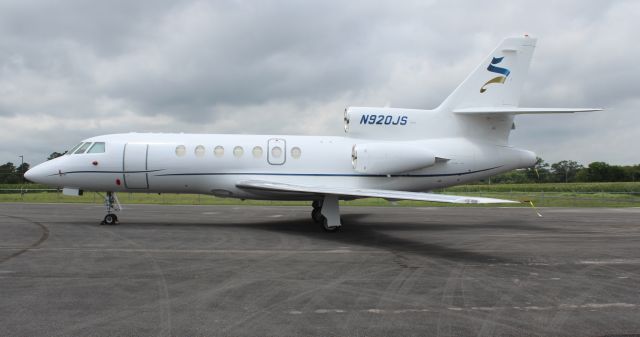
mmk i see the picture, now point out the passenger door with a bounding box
[123,143,149,189]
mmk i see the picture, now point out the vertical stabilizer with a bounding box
[438,36,536,111]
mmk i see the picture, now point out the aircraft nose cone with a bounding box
[24,168,34,182]
[24,159,66,187]
[23,166,42,183]
[23,164,48,184]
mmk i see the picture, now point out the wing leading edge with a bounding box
[236,180,518,204]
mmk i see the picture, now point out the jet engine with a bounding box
[351,142,437,174]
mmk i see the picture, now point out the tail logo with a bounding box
[480,56,510,93]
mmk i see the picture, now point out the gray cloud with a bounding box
[0,0,638,166]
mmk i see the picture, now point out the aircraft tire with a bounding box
[311,208,322,223]
[102,214,118,226]
[321,216,340,232]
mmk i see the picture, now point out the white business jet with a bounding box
[25,36,600,231]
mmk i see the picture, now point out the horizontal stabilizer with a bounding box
[237,180,518,204]
[454,107,603,115]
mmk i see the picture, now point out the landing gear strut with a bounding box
[100,192,121,225]
[311,195,341,232]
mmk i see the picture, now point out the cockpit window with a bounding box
[74,142,92,154]
[66,143,84,155]
[87,142,106,153]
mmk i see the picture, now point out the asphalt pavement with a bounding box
[1,203,639,336]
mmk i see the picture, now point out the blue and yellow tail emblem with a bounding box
[480,56,510,93]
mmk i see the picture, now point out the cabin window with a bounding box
[252,146,263,158]
[271,146,282,158]
[175,145,186,157]
[195,145,205,157]
[233,146,244,158]
[87,142,106,154]
[214,145,224,157]
[291,146,301,159]
[74,142,92,154]
[66,143,84,155]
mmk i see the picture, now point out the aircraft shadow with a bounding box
[67,211,562,264]
[240,215,519,264]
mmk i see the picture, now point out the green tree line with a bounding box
[0,162,31,184]
[486,158,640,184]
[0,152,62,184]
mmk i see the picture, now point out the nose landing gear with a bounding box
[100,192,121,225]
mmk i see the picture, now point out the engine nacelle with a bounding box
[351,142,437,174]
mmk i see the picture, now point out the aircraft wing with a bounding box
[236,180,518,204]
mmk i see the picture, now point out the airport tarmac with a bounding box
[1,203,639,336]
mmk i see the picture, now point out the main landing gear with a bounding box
[100,192,121,225]
[311,195,342,232]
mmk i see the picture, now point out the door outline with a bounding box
[267,138,286,165]
[123,143,149,189]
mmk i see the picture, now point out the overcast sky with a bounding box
[0,0,638,166]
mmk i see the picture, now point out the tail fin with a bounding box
[438,36,536,111]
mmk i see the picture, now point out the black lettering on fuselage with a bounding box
[358,114,409,126]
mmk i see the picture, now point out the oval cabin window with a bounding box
[195,145,205,157]
[252,146,263,158]
[291,146,301,159]
[233,146,244,158]
[175,145,186,157]
[271,146,282,158]
[214,146,224,157]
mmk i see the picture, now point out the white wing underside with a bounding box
[236,180,518,204]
